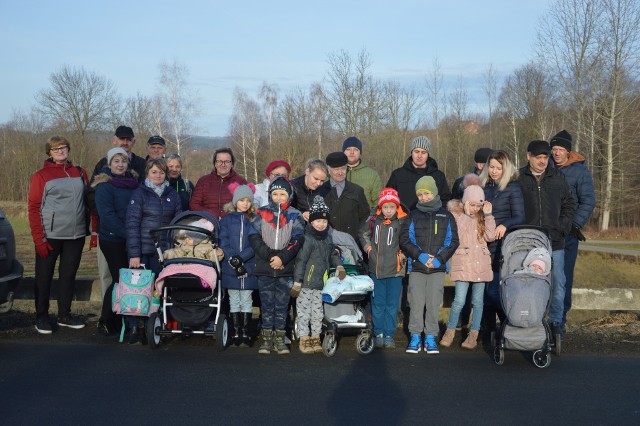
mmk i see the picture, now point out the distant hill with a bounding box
[190,135,229,149]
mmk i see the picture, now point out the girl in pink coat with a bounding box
[441,183,496,350]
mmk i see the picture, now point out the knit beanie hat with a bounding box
[550,130,572,152]
[268,176,293,199]
[308,195,330,222]
[342,136,363,152]
[378,188,400,208]
[107,147,128,165]
[462,185,485,204]
[411,136,432,153]
[474,147,493,164]
[230,183,255,206]
[325,151,348,168]
[265,160,291,178]
[415,176,438,195]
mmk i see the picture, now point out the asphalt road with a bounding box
[1,336,638,425]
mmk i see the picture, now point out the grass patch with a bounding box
[574,252,639,289]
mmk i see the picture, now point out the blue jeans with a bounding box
[448,281,485,331]
[549,249,566,324]
[563,234,579,325]
[229,289,253,313]
[371,276,403,337]
[258,276,291,330]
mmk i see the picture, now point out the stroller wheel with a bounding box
[322,332,338,357]
[533,350,551,368]
[216,314,229,351]
[490,331,496,349]
[355,333,374,355]
[493,346,504,365]
[147,313,162,349]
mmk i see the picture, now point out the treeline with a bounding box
[1,0,639,231]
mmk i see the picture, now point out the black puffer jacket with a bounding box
[386,156,451,209]
[293,226,341,290]
[322,180,370,245]
[517,165,576,250]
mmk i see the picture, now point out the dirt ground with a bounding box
[1,301,638,356]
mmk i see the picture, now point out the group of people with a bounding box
[28,126,595,355]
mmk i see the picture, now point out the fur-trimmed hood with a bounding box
[91,170,139,188]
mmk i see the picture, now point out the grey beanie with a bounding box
[411,136,432,153]
[232,184,255,206]
[107,147,128,165]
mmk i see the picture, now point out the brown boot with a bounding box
[440,328,456,348]
[273,330,290,354]
[461,330,479,350]
[299,336,314,354]
[311,335,323,353]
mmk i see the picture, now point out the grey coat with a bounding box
[293,226,342,290]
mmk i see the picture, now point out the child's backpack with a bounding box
[112,268,156,317]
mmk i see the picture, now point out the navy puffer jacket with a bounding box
[555,153,596,229]
[219,211,258,290]
[126,184,182,257]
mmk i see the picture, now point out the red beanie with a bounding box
[378,188,400,208]
[265,160,292,178]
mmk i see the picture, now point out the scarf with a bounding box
[110,173,138,189]
[308,226,329,240]
[144,178,169,197]
[416,195,442,213]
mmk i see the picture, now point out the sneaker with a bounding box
[406,333,422,353]
[57,315,85,329]
[424,334,439,354]
[35,319,53,335]
[384,336,396,349]
[374,334,384,349]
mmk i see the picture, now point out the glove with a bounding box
[235,264,248,278]
[228,255,243,268]
[335,265,347,280]
[571,225,586,242]
[89,233,98,249]
[431,257,441,268]
[418,253,431,265]
[289,282,302,298]
[36,241,53,258]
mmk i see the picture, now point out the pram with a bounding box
[492,225,554,368]
[146,211,229,350]
[320,229,374,357]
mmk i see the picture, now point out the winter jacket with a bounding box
[126,184,182,257]
[346,160,383,209]
[249,201,305,277]
[322,180,370,244]
[293,226,342,290]
[92,170,138,242]
[400,206,459,274]
[360,205,409,279]
[219,211,258,290]
[189,168,247,219]
[555,152,596,229]
[91,152,146,183]
[386,156,451,209]
[168,175,195,212]
[290,175,329,213]
[517,165,576,251]
[28,159,89,244]
[447,199,496,282]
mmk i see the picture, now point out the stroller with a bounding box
[146,211,229,350]
[492,225,554,368]
[320,229,374,357]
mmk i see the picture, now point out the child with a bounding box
[291,196,344,354]
[517,247,551,276]
[249,177,305,355]
[219,183,259,347]
[440,185,496,350]
[360,188,408,349]
[400,176,459,354]
[163,218,223,261]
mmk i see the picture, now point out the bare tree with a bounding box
[482,64,499,147]
[425,57,445,148]
[259,82,279,150]
[447,77,470,178]
[309,83,329,159]
[230,88,264,182]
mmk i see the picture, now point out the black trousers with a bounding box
[34,237,85,320]
[99,239,128,322]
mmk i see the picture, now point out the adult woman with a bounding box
[479,150,525,326]
[28,136,89,334]
[254,160,291,207]
[126,158,181,343]
[189,147,247,219]
[92,147,139,335]
[166,153,195,211]
[289,159,329,222]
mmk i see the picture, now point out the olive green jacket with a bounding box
[346,160,383,209]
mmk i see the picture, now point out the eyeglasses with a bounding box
[50,146,69,153]
[215,160,232,166]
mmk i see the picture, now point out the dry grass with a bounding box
[583,312,639,328]
[573,252,639,289]
[583,225,640,241]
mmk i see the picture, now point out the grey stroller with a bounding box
[492,226,554,368]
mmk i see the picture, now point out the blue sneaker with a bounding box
[406,333,421,353]
[424,334,439,354]
[384,336,396,349]
[374,334,384,349]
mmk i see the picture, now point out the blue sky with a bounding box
[0,0,552,136]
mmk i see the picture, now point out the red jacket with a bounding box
[189,168,247,219]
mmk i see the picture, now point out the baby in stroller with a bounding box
[163,218,224,261]
[516,248,551,276]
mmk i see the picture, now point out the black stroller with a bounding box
[147,211,229,350]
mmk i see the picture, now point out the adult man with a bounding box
[190,147,247,219]
[550,130,596,330]
[342,136,383,209]
[146,135,167,160]
[518,140,576,338]
[321,152,370,244]
[451,147,493,200]
[386,136,451,209]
